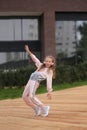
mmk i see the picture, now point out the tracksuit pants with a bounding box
[22,79,43,107]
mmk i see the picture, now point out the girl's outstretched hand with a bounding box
[47,92,52,100]
[25,45,30,52]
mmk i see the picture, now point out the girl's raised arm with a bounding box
[25,45,42,68]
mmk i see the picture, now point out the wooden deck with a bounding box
[0,86,87,130]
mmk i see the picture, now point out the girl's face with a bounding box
[44,57,53,68]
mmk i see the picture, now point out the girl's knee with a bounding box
[22,93,27,101]
[22,93,32,102]
[22,90,29,99]
[29,93,34,100]
[22,94,25,101]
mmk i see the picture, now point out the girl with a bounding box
[22,45,55,117]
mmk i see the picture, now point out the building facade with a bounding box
[0,0,87,65]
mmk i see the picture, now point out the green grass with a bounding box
[0,87,24,100]
[0,80,87,100]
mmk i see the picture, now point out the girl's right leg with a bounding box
[22,79,44,116]
[22,79,36,109]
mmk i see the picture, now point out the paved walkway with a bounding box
[0,86,87,130]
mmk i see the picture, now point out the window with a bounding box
[58,26,62,29]
[0,17,40,69]
[56,43,63,45]
[72,41,76,44]
[66,43,69,45]
[0,19,39,41]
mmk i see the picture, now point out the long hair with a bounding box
[38,56,56,79]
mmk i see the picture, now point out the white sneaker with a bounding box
[34,106,41,116]
[41,106,50,117]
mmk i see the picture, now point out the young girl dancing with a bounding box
[22,45,55,117]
